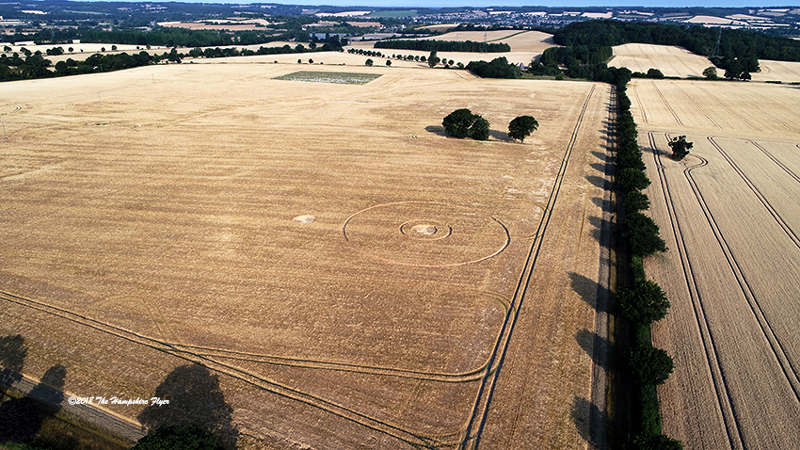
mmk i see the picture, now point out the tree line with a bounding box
[552,20,800,76]
[374,39,510,53]
[614,74,684,450]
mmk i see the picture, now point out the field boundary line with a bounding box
[460,83,598,450]
[648,131,742,450]
[650,81,683,127]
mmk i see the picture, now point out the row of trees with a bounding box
[552,20,800,63]
[614,78,682,450]
[374,39,510,53]
[441,108,538,142]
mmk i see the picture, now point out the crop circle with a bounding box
[343,201,509,267]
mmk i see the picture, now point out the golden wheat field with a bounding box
[630,79,800,450]
[0,63,611,449]
[348,30,558,68]
[609,44,714,78]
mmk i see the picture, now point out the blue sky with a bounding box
[246,1,797,7]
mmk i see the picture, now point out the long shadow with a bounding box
[489,129,516,142]
[586,175,607,189]
[0,334,27,386]
[569,272,608,314]
[571,396,607,450]
[138,363,238,449]
[0,363,66,443]
[576,329,609,370]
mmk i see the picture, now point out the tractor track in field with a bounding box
[651,81,684,127]
[707,137,800,251]
[749,140,800,185]
[648,131,743,450]
[459,84,597,450]
[651,131,800,449]
[0,289,480,449]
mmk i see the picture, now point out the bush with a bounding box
[616,279,670,324]
[629,346,674,386]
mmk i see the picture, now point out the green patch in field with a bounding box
[368,10,418,18]
[273,71,382,85]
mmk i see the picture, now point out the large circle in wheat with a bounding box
[342,201,509,267]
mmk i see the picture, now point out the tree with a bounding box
[623,189,650,212]
[668,135,692,161]
[630,346,674,386]
[308,58,313,64]
[385,59,391,66]
[623,212,667,257]
[646,68,664,79]
[616,279,670,324]
[427,50,440,68]
[617,168,651,192]
[365,58,373,66]
[442,108,476,138]
[111,45,117,51]
[469,115,490,140]
[508,115,539,142]
[702,66,717,79]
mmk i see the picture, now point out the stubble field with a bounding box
[630,79,800,450]
[0,63,610,449]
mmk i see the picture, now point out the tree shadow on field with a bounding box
[0,334,27,387]
[571,395,607,450]
[586,175,607,189]
[138,363,238,449]
[425,125,447,136]
[587,215,609,244]
[576,329,609,370]
[489,129,516,142]
[569,272,608,314]
[0,364,66,443]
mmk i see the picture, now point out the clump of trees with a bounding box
[442,111,540,143]
[442,108,489,140]
[668,135,693,161]
[703,66,718,79]
[508,115,539,142]
[465,57,521,79]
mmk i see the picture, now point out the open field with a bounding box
[750,59,800,83]
[609,44,713,78]
[0,63,610,449]
[349,30,558,67]
[630,79,800,450]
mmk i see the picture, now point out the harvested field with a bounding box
[609,44,714,78]
[750,59,800,83]
[348,30,558,67]
[0,63,611,449]
[630,79,800,450]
